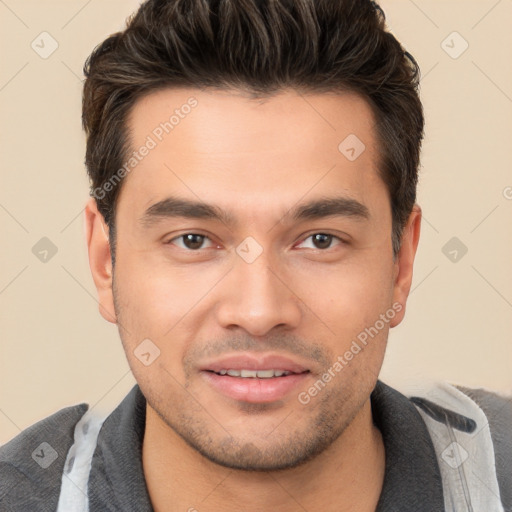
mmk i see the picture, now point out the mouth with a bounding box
[207,368,305,378]
[199,354,312,403]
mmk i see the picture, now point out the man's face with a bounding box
[92,87,417,470]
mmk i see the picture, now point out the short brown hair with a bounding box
[82,0,424,264]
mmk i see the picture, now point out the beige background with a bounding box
[1,0,511,444]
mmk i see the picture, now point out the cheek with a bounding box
[112,257,194,386]
[112,253,180,341]
[113,251,224,347]
[300,254,394,321]
[292,254,395,374]
[116,248,189,307]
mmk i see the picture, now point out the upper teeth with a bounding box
[218,369,292,378]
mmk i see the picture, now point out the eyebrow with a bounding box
[139,195,370,229]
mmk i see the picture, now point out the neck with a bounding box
[142,398,385,512]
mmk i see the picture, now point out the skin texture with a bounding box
[85,87,421,512]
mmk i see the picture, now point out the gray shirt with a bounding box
[1,380,510,511]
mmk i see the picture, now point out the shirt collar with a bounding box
[88,383,153,511]
[372,380,445,511]
[88,380,444,511]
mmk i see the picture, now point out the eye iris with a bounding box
[313,233,332,249]
[183,234,204,250]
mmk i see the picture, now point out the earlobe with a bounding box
[390,204,422,328]
[84,197,117,324]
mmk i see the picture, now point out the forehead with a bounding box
[118,87,385,221]
[128,86,377,156]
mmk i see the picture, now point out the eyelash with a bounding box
[165,232,346,251]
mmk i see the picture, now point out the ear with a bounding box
[389,204,422,328]
[84,197,117,324]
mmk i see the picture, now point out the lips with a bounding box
[199,353,311,403]
[215,369,293,378]
[200,354,309,374]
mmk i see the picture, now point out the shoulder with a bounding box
[405,381,511,512]
[455,384,512,430]
[399,380,511,438]
[456,385,512,510]
[0,402,89,511]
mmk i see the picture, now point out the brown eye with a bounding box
[169,233,213,250]
[297,233,342,250]
[182,234,205,249]
[311,233,333,249]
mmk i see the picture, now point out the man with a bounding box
[1,0,510,511]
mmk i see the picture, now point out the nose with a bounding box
[215,247,302,337]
